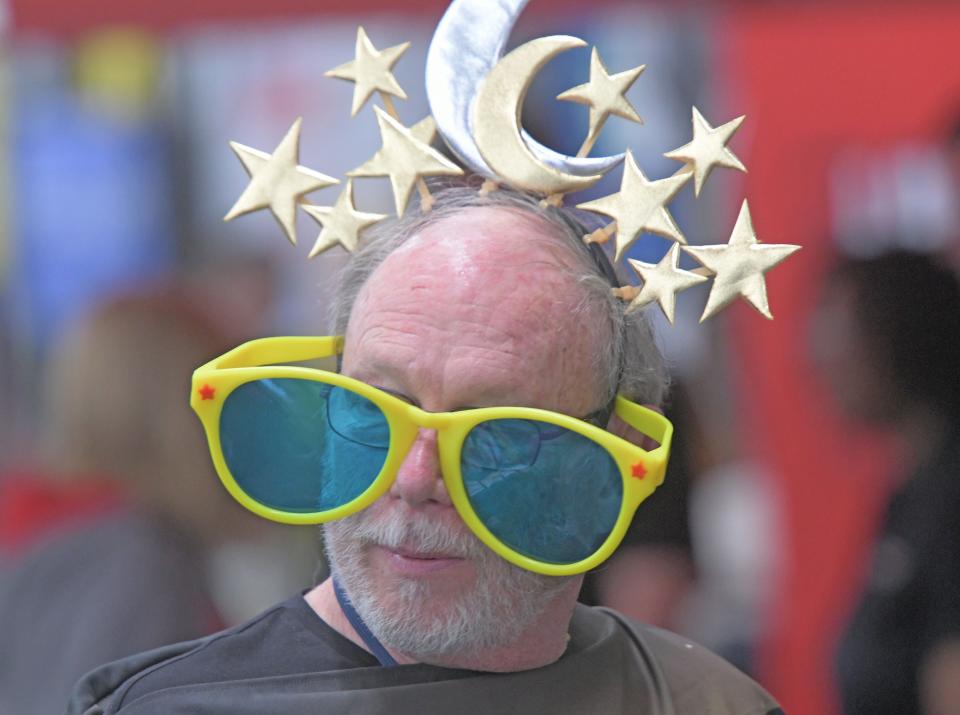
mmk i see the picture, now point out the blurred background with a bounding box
[1,1,960,714]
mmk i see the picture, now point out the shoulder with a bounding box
[637,623,782,714]
[576,606,783,715]
[69,594,374,714]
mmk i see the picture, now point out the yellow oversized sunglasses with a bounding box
[190,336,673,576]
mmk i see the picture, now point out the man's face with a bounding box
[325,207,604,659]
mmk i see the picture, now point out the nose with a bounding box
[389,428,452,506]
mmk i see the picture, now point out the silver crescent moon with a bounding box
[425,0,625,181]
[473,36,603,194]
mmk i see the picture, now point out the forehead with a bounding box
[342,206,604,410]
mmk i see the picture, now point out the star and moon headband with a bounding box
[223,0,800,324]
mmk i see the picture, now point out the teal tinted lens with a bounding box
[327,387,391,448]
[461,418,622,564]
[461,418,540,469]
[220,378,389,513]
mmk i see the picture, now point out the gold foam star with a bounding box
[626,244,709,324]
[303,180,386,257]
[557,47,644,147]
[325,27,410,117]
[683,199,800,321]
[664,107,746,197]
[577,150,690,262]
[348,108,463,216]
[224,117,338,246]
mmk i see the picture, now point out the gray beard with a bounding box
[323,507,572,661]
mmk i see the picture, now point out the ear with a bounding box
[607,404,663,452]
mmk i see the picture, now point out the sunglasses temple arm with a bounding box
[209,336,344,370]
[614,397,673,454]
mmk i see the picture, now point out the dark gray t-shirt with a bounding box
[70,595,783,715]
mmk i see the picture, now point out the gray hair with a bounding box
[328,186,669,407]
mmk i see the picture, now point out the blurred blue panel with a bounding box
[11,89,174,350]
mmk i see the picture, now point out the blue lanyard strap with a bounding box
[332,578,399,667]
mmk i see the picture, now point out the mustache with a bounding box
[329,507,488,560]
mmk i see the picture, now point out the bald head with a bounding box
[343,206,607,416]
[329,186,667,409]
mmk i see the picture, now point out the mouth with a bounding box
[374,544,467,576]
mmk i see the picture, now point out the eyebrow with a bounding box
[370,383,487,414]
[346,354,605,420]
[372,384,419,407]
[343,354,494,412]
[366,380,608,425]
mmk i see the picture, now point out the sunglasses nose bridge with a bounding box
[384,405,456,462]
[404,405,456,431]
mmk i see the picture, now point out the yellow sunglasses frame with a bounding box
[191,336,673,576]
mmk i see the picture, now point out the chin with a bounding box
[324,511,573,657]
[336,550,554,658]
[365,552,480,620]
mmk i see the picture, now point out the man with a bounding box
[69,189,782,714]
[814,250,960,715]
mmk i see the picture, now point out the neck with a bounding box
[304,576,581,672]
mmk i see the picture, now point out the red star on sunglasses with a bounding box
[198,384,216,401]
[630,462,647,480]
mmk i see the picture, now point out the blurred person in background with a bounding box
[579,382,697,631]
[0,285,265,715]
[812,249,960,715]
